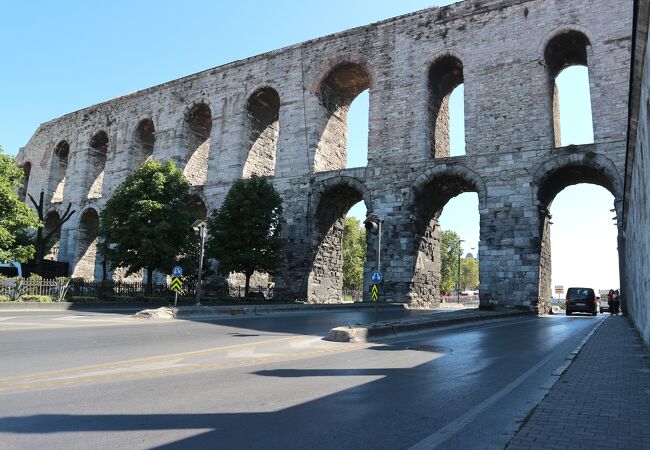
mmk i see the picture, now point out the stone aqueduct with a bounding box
[16,0,633,311]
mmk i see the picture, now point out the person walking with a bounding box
[608,289,614,315]
[613,289,621,315]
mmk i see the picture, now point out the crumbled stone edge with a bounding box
[325,309,534,343]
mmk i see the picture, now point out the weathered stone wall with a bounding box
[623,0,650,346]
[16,0,633,310]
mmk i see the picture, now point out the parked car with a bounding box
[565,287,599,316]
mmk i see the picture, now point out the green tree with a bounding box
[342,216,366,290]
[99,160,194,294]
[0,145,39,263]
[439,230,461,294]
[206,176,285,296]
[460,256,479,290]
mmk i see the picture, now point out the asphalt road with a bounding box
[0,309,604,449]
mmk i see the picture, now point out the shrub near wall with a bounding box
[19,295,53,302]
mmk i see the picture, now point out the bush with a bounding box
[20,295,53,303]
[0,295,10,302]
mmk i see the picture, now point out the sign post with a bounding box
[171,266,183,307]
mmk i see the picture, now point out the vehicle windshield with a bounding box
[0,266,18,277]
[568,288,593,300]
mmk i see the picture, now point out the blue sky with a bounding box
[0,0,619,291]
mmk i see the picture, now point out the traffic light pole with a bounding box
[375,220,382,322]
[194,223,206,306]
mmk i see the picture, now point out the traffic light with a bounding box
[364,213,381,235]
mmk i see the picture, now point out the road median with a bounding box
[325,308,534,342]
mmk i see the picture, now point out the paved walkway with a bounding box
[507,315,650,449]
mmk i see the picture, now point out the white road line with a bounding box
[407,318,600,450]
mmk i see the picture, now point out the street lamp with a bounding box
[192,220,207,306]
[457,239,465,304]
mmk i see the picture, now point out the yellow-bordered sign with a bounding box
[170,277,182,293]
[371,284,379,301]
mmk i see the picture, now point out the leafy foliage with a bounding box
[0,145,39,262]
[99,160,194,288]
[206,176,285,295]
[439,230,462,294]
[460,256,479,290]
[342,216,366,290]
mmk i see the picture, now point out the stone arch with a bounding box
[533,152,623,309]
[409,164,487,307]
[43,210,62,260]
[87,130,109,199]
[307,176,371,303]
[312,60,374,172]
[18,161,31,201]
[541,28,593,147]
[73,207,100,280]
[243,86,280,178]
[49,140,69,203]
[183,102,212,187]
[533,152,623,209]
[132,118,156,169]
[427,53,465,158]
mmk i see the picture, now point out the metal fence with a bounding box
[0,278,272,301]
[342,288,363,302]
[441,295,480,306]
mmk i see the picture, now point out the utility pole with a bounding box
[457,239,465,304]
[193,221,207,306]
[364,213,383,322]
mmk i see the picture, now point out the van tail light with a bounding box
[565,293,569,303]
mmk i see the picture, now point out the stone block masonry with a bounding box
[16,0,633,312]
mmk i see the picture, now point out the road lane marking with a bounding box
[0,335,301,386]
[0,341,369,394]
[407,318,601,450]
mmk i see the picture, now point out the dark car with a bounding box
[565,287,599,316]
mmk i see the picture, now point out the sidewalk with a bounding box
[507,316,650,449]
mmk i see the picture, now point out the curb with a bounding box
[325,309,535,342]
[173,303,406,318]
[0,301,406,314]
[490,315,608,449]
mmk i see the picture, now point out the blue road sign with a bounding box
[172,266,183,277]
[371,271,383,284]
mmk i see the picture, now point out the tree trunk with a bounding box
[244,272,251,297]
[146,267,153,297]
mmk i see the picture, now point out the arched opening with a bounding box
[536,164,620,311]
[133,119,156,169]
[428,55,465,158]
[308,181,369,303]
[183,103,212,186]
[243,88,280,177]
[187,195,207,221]
[43,211,62,260]
[544,31,594,147]
[18,162,31,201]
[73,209,100,280]
[49,141,69,203]
[411,172,481,307]
[88,131,108,199]
[314,63,371,172]
[342,200,368,301]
